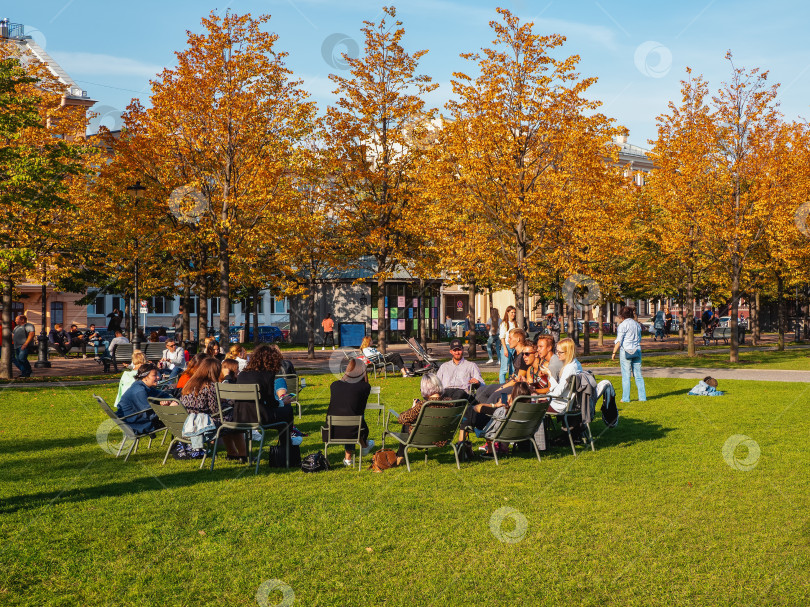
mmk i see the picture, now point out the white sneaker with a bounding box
[486,359,494,364]
[361,439,375,456]
[343,458,353,467]
[251,430,263,442]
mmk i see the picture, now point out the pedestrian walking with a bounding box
[321,313,335,350]
[498,305,518,383]
[611,305,647,403]
[485,307,501,365]
[12,315,36,378]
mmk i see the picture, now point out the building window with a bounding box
[255,296,264,314]
[149,296,174,314]
[93,294,106,315]
[210,298,219,315]
[50,302,64,325]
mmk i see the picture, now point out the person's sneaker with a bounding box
[361,439,375,456]
[343,458,353,467]
[251,430,263,442]
[485,358,494,364]
[188,448,206,459]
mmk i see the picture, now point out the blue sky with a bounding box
[11,0,810,146]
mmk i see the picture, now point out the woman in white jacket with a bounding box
[539,338,582,413]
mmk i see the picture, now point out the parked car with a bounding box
[718,316,746,328]
[562,321,599,335]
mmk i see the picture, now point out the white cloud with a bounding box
[49,51,164,78]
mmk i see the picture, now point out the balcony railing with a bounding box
[0,22,25,39]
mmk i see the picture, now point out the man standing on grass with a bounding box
[12,315,35,378]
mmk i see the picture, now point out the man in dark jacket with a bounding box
[116,363,169,434]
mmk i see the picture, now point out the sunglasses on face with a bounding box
[523,351,536,356]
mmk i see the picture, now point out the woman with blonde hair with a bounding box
[225,344,248,371]
[538,337,582,413]
[360,336,412,377]
[114,349,147,407]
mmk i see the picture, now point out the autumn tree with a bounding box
[321,6,438,354]
[0,49,89,379]
[94,12,315,339]
[707,54,781,362]
[441,8,621,328]
[646,70,722,356]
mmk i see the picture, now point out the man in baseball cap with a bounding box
[437,338,484,394]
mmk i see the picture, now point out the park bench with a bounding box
[48,343,88,358]
[703,327,746,346]
[142,342,166,363]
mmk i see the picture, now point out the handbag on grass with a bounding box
[369,449,397,472]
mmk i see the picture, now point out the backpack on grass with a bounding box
[301,451,329,473]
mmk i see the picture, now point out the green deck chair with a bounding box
[146,397,210,468]
[94,395,166,462]
[482,395,550,465]
[382,399,468,471]
[321,415,367,470]
[276,373,303,419]
[214,383,290,475]
[549,374,596,457]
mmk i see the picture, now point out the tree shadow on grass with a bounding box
[0,435,97,456]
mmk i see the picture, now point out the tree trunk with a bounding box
[218,233,230,342]
[597,297,604,347]
[306,274,315,359]
[1,279,12,379]
[377,274,387,354]
[730,263,740,363]
[182,283,191,342]
[199,282,209,341]
[467,281,476,360]
[253,287,260,347]
[515,239,527,328]
[124,294,131,340]
[751,291,759,346]
[777,274,785,351]
[567,302,578,348]
[582,302,590,355]
[686,280,695,357]
[419,278,427,351]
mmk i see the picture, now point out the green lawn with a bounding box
[587,349,810,370]
[1,373,808,606]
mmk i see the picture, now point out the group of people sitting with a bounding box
[111,327,591,468]
[48,323,109,359]
[113,342,299,462]
[326,332,585,465]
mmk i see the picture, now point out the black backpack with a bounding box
[267,444,301,468]
[601,389,619,428]
[301,451,329,473]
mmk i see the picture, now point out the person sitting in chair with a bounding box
[323,358,374,466]
[116,363,170,435]
[538,338,582,414]
[361,336,413,377]
[394,373,453,467]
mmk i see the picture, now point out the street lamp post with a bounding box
[126,180,146,349]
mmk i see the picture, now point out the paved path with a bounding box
[587,366,810,383]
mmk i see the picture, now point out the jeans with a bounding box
[88,339,109,358]
[498,346,514,383]
[486,335,501,362]
[167,366,184,381]
[13,347,32,377]
[619,349,646,402]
